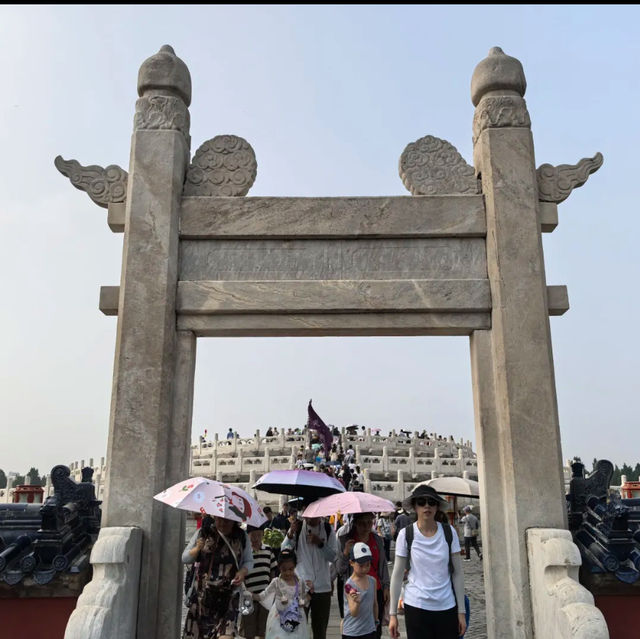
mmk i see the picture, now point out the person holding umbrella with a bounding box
[156,479,264,639]
[182,513,254,639]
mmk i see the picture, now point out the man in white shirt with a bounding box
[281,515,337,639]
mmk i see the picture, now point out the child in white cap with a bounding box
[342,542,378,639]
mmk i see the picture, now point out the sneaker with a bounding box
[463,558,471,562]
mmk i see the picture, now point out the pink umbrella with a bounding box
[154,477,267,527]
[302,491,395,518]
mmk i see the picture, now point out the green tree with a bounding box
[27,467,42,486]
[13,474,25,485]
[620,463,634,481]
[611,465,622,486]
[633,464,640,482]
[0,469,6,489]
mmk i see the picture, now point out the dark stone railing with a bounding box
[568,458,640,585]
[0,465,101,587]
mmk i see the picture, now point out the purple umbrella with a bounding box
[252,469,345,500]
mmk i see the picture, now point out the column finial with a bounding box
[471,47,530,147]
[471,46,526,107]
[138,45,191,106]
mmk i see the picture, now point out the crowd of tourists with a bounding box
[181,483,479,639]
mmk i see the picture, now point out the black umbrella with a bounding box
[253,469,345,500]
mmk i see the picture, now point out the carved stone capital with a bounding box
[472,95,530,144]
[134,95,190,139]
[54,156,128,209]
[399,135,478,195]
[184,135,257,197]
[537,152,603,203]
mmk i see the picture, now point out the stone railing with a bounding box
[192,452,296,475]
[526,528,609,638]
[357,445,477,475]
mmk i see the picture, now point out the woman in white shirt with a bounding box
[388,486,466,639]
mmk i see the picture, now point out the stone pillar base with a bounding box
[527,528,609,638]
[64,526,142,639]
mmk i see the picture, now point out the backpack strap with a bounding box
[405,523,414,572]
[406,522,453,575]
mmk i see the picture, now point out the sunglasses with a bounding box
[415,497,439,507]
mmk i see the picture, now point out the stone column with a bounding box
[469,47,567,638]
[100,46,192,639]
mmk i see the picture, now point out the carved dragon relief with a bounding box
[399,135,479,196]
[537,152,603,203]
[54,156,128,208]
[184,135,257,197]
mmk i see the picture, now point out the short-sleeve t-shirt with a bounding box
[395,522,461,611]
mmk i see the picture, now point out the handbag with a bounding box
[218,529,254,617]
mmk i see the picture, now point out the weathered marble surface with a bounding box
[470,46,567,639]
[537,152,603,204]
[184,135,257,197]
[177,278,491,314]
[177,311,491,337]
[54,156,128,208]
[179,195,486,238]
[64,527,142,639]
[399,135,478,195]
[527,529,609,639]
[179,238,487,281]
[101,284,569,319]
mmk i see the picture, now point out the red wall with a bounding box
[0,597,77,639]
[595,595,640,639]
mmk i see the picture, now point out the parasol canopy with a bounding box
[422,476,480,498]
[154,477,267,527]
[253,469,345,500]
[302,491,395,518]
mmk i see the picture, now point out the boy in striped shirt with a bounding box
[242,523,278,639]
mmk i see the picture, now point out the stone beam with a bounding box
[179,237,487,282]
[177,312,490,337]
[547,285,569,316]
[179,195,486,239]
[176,279,491,314]
[101,283,572,317]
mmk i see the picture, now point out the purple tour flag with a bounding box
[307,400,333,453]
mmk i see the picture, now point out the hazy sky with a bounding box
[1,5,638,476]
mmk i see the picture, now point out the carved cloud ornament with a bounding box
[537,152,603,203]
[54,156,128,208]
[399,135,478,196]
[184,135,257,197]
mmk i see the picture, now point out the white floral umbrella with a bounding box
[154,477,267,527]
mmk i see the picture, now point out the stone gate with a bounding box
[57,45,608,638]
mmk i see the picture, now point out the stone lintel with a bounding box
[99,286,119,315]
[176,279,491,314]
[179,195,486,239]
[539,201,558,233]
[108,202,126,233]
[102,283,569,317]
[547,285,569,316]
[177,312,490,337]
